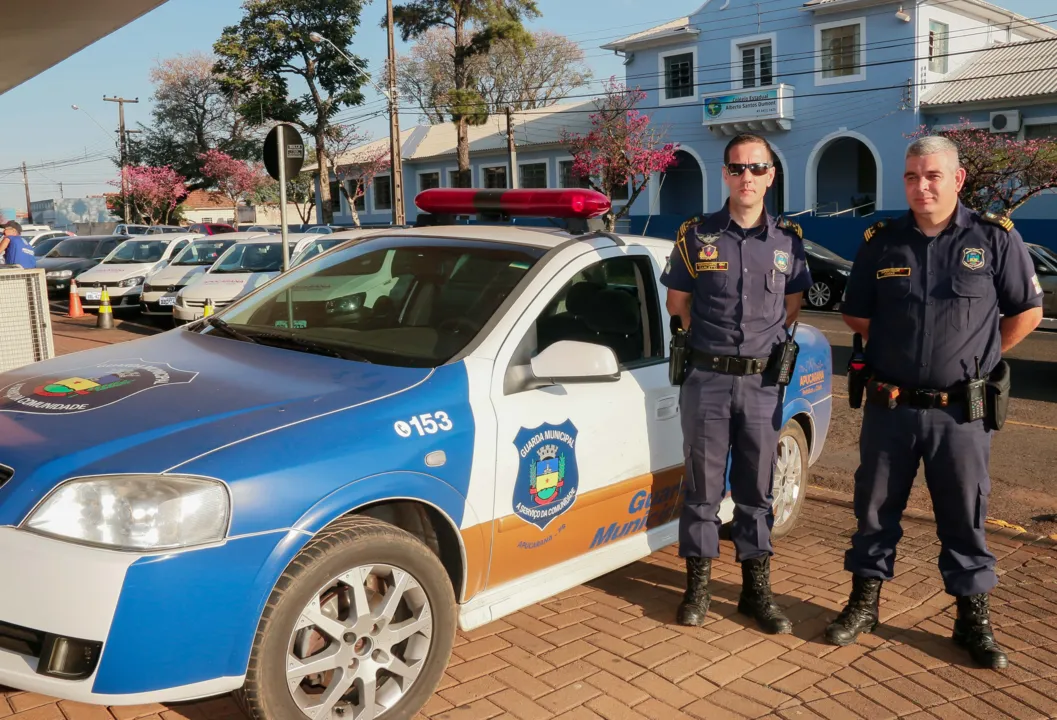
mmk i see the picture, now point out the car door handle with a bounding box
[655,395,678,420]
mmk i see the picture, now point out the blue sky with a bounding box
[0,0,1050,212]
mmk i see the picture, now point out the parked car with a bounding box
[0,189,832,717]
[114,224,149,235]
[145,225,187,234]
[75,234,197,311]
[31,234,73,258]
[36,235,128,295]
[26,230,74,247]
[141,234,263,317]
[187,222,237,235]
[1026,243,1057,319]
[801,239,852,311]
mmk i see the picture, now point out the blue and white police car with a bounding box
[0,189,832,720]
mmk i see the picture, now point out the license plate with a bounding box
[85,291,101,301]
[159,296,176,306]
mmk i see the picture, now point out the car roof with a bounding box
[364,223,674,251]
[59,234,130,241]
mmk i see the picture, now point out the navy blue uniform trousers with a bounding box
[678,368,782,561]
[846,401,997,597]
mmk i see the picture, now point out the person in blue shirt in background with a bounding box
[1,221,36,269]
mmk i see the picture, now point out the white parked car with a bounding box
[172,234,313,324]
[75,234,198,311]
[290,228,380,266]
[140,235,252,316]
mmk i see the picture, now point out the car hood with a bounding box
[78,261,161,282]
[181,271,278,301]
[0,329,433,524]
[148,264,209,288]
[36,257,95,273]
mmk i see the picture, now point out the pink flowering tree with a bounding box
[109,166,187,225]
[909,120,1057,214]
[328,126,392,228]
[561,78,678,231]
[198,149,269,224]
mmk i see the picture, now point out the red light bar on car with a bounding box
[415,188,611,219]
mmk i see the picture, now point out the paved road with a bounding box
[802,311,1057,535]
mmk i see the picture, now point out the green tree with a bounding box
[213,0,368,224]
[389,0,540,187]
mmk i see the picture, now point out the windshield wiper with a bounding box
[247,330,373,363]
[205,316,259,343]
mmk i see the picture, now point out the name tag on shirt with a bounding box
[877,267,911,279]
[696,261,729,272]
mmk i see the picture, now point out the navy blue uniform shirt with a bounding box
[660,204,812,358]
[842,203,1043,389]
[2,235,35,269]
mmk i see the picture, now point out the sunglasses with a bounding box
[725,163,773,176]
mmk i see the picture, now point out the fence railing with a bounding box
[0,268,54,373]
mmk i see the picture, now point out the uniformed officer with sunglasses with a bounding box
[661,133,812,633]
[827,136,1043,669]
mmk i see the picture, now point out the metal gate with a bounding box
[0,268,54,373]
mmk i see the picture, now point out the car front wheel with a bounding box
[236,516,456,720]
[806,279,836,310]
[771,419,809,540]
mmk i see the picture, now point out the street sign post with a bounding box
[264,123,306,273]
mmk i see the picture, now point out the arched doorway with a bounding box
[810,135,879,214]
[659,150,704,217]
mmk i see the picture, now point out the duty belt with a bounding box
[866,380,967,409]
[692,350,770,376]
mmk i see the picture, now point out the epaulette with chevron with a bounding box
[676,216,702,243]
[981,211,1014,232]
[777,217,802,239]
[863,219,889,242]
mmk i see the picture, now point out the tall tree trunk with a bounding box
[457,118,471,188]
[316,136,334,225]
[453,15,471,188]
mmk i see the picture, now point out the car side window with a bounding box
[170,239,190,258]
[525,255,663,367]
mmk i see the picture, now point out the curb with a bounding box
[807,484,1057,550]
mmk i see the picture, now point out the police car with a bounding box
[0,189,832,719]
[140,234,264,317]
[74,234,200,311]
[172,233,314,324]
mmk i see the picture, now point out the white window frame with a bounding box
[517,159,550,189]
[369,173,393,215]
[556,154,626,209]
[928,19,950,74]
[1020,116,1057,141]
[814,17,867,86]
[444,165,464,187]
[731,33,778,90]
[658,46,699,106]
[480,162,511,189]
[416,168,442,193]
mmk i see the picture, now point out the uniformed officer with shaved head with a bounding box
[829,135,1044,669]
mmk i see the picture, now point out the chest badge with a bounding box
[962,248,985,270]
[773,250,790,273]
[700,245,718,260]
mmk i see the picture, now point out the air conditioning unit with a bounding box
[989,110,1021,133]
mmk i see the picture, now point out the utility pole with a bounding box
[386,0,406,226]
[21,162,32,222]
[506,107,519,189]
[104,95,139,224]
[59,182,64,199]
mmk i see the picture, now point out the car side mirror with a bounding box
[529,341,621,386]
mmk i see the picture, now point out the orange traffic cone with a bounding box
[96,287,114,329]
[67,279,85,318]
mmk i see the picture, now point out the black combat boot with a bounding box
[826,575,882,646]
[737,555,793,634]
[953,593,1008,670]
[676,557,712,626]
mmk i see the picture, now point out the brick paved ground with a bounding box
[48,311,161,356]
[3,490,1057,720]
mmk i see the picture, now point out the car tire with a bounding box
[806,279,837,311]
[235,516,457,720]
[771,419,809,540]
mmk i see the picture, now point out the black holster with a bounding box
[847,333,868,409]
[669,317,690,386]
[985,360,1011,431]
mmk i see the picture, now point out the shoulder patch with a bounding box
[981,211,1014,232]
[674,216,701,279]
[863,219,889,243]
[777,217,802,239]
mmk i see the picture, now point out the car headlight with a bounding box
[120,276,146,288]
[23,475,230,551]
[46,270,74,279]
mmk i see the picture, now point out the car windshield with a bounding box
[211,241,285,273]
[33,236,67,256]
[124,226,149,235]
[174,239,237,266]
[213,237,544,367]
[803,241,847,263]
[1030,246,1057,275]
[293,239,343,266]
[1031,245,1057,272]
[47,239,99,259]
[104,239,169,264]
